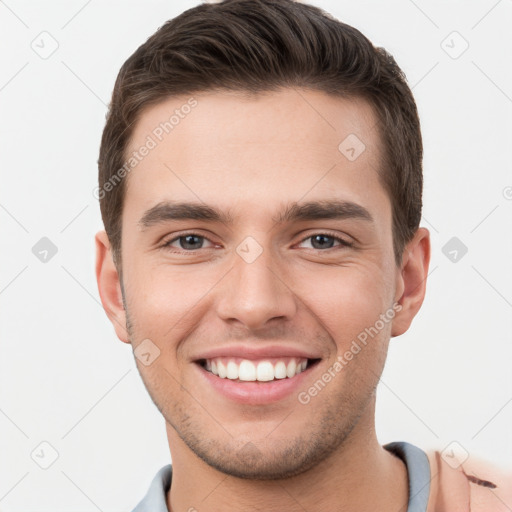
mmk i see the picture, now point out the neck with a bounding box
[165,406,409,512]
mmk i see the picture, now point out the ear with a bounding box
[391,227,431,337]
[95,230,130,343]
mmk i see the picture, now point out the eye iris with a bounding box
[180,235,203,250]
[311,234,334,249]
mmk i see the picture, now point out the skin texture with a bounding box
[96,88,430,511]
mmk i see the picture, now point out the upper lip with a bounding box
[192,344,322,362]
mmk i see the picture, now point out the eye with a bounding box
[162,233,216,251]
[297,233,353,250]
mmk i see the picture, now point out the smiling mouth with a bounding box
[198,357,321,382]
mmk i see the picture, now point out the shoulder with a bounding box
[424,448,512,512]
[462,454,512,512]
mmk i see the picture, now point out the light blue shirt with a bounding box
[132,441,431,512]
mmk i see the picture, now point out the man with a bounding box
[95,0,511,510]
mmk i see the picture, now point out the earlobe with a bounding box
[95,230,130,343]
[391,227,431,337]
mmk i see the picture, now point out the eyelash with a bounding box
[161,231,353,253]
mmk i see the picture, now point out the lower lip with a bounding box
[195,362,317,405]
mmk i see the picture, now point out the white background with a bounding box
[0,0,511,510]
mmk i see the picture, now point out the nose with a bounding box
[215,245,297,330]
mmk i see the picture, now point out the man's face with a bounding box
[108,89,410,478]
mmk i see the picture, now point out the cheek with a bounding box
[303,267,393,397]
[123,262,219,337]
[295,264,393,348]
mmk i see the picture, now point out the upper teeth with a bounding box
[205,357,308,381]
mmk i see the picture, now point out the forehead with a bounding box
[123,88,388,223]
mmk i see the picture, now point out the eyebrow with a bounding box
[138,199,373,230]
[139,201,234,229]
[273,199,373,224]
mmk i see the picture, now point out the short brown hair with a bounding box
[98,0,422,267]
